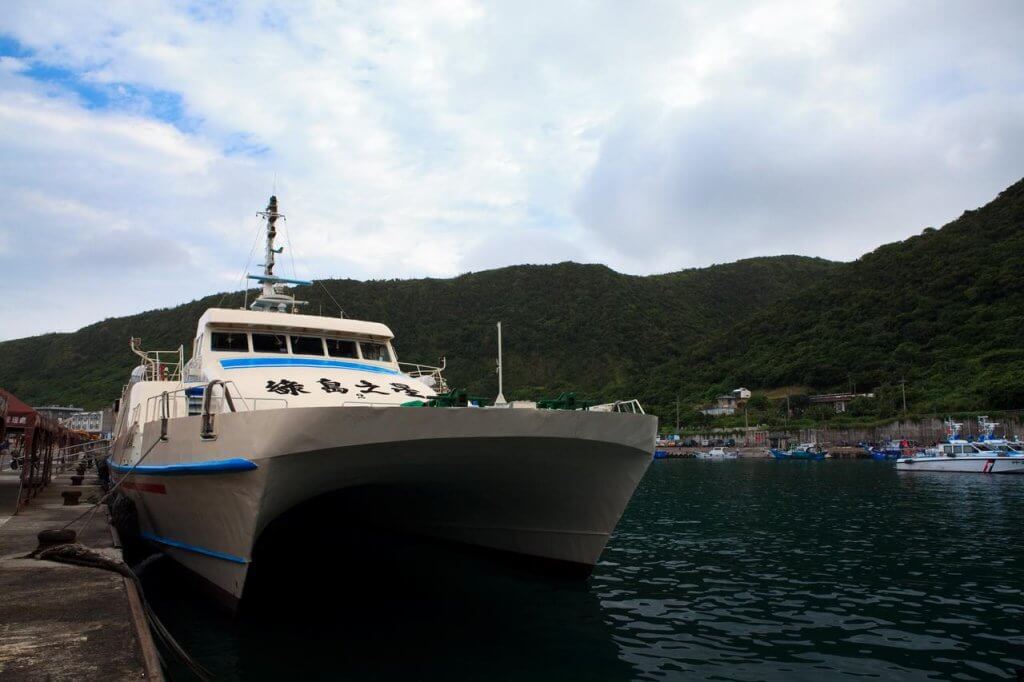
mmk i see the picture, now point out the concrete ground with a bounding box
[0,472,161,680]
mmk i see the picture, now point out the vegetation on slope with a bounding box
[1,177,1022,429]
[644,177,1024,423]
[0,257,836,410]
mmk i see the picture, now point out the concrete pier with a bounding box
[0,471,162,680]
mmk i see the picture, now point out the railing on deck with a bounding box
[53,439,111,475]
[589,399,646,414]
[118,381,290,456]
[131,338,184,382]
[398,357,449,393]
[142,381,288,424]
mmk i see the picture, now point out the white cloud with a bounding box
[0,0,1022,339]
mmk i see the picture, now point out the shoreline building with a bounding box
[809,392,875,413]
[702,393,739,416]
[35,405,84,423]
[700,387,752,417]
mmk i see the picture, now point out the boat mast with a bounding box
[247,195,311,312]
[495,321,507,406]
[259,196,281,301]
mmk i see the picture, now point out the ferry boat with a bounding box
[770,443,827,460]
[108,196,657,608]
[695,447,738,460]
[896,418,1024,474]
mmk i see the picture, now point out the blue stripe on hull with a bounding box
[140,531,249,564]
[219,357,401,375]
[108,457,258,476]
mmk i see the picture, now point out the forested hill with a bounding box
[645,177,1024,416]
[2,177,1022,422]
[0,256,837,410]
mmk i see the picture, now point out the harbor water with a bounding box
[146,460,1023,680]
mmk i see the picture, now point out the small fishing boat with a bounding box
[861,439,909,461]
[770,443,827,460]
[896,418,1024,474]
[695,447,738,460]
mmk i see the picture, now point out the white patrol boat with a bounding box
[896,418,1024,474]
[108,196,656,608]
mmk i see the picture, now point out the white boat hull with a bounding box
[111,405,656,606]
[896,455,1024,474]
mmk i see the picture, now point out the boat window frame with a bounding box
[359,340,392,363]
[289,334,326,357]
[324,336,360,359]
[210,330,251,353]
[250,331,290,354]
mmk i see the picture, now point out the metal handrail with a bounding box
[130,338,184,382]
[612,399,645,414]
[201,380,236,439]
[589,399,646,414]
[398,357,449,393]
[160,391,170,441]
[52,439,112,474]
[142,382,287,423]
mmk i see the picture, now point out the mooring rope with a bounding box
[36,439,213,679]
[30,542,213,681]
[61,435,161,532]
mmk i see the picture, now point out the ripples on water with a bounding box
[148,461,1024,680]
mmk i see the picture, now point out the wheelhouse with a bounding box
[190,308,400,374]
[941,443,984,456]
[206,328,394,364]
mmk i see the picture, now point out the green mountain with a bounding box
[645,177,1024,419]
[1,177,1022,425]
[0,256,836,411]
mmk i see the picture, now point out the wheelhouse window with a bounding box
[360,341,391,362]
[326,338,358,358]
[290,335,325,356]
[252,333,288,354]
[211,331,249,352]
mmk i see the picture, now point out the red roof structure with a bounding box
[0,387,86,511]
[0,388,35,417]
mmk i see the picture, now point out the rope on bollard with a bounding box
[30,540,213,682]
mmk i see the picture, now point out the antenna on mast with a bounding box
[495,321,507,406]
[247,195,311,313]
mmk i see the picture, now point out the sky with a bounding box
[1,1,1023,340]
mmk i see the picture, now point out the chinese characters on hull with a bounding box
[265,379,309,396]
[263,377,429,400]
